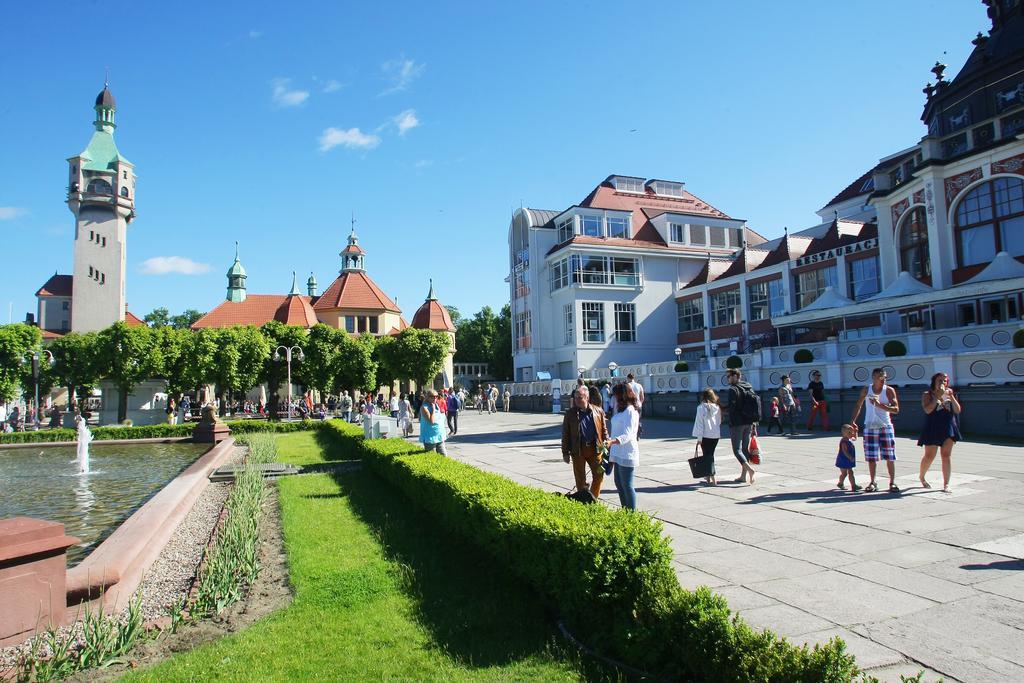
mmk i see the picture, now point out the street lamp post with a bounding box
[274,345,304,421]
[607,361,617,378]
[674,347,682,368]
[577,366,586,381]
[21,350,54,430]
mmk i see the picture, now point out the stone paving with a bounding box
[438,409,1024,683]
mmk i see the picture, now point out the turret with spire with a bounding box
[340,215,366,272]
[307,272,318,297]
[227,242,247,302]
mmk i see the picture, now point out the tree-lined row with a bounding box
[0,321,450,422]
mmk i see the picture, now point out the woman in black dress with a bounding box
[918,373,962,492]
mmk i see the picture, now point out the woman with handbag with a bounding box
[918,373,962,492]
[691,389,721,485]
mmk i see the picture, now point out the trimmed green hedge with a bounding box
[883,340,907,357]
[323,422,859,681]
[1013,328,1024,348]
[793,348,814,364]
[725,354,743,369]
[0,418,329,445]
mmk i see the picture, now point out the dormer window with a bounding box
[581,215,602,237]
[613,177,644,193]
[607,216,628,238]
[650,181,684,198]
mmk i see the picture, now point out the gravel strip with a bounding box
[0,444,246,674]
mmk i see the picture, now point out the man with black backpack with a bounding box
[725,368,759,485]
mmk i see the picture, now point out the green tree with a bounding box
[454,306,496,364]
[372,334,400,390]
[491,303,513,380]
[261,321,308,418]
[144,307,171,328]
[49,331,102,412]
[301,324,344,396]
[208,327,270,415]
[0,324,43,401]
[336,333,377,395]
[156,327,204,400]
[170,309,204,330]
[445,305,462,329]
[95,322,163,422]
[390,328,451,389]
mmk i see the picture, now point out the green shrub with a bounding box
[0,418,329,444]
[674,361,688,372]
[327,424,859,681]
[883,340,907,357]
[1013,329,1024,348]
[794,348,814,364]
[725,355,743,369]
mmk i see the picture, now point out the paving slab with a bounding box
[435,410,1024,680]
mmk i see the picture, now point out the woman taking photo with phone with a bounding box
[918,373,962,492]
[604,383,641,510]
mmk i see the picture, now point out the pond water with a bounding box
[0,442,208,566]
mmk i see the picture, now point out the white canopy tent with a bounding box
[772,253,1024,327]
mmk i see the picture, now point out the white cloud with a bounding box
[139,256,211,276]
[413,159,433,169]
[379,57,425,95]
[271,78,309,107]
[0,207,27,220]
[249,29,263,38]
[318,127,381,152]
[323,79,345,93]
[392,109,420,136]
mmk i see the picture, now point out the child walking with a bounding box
[765,397,784,434]
[836,424,861,492]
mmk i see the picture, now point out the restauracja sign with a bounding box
[794,238,877,267]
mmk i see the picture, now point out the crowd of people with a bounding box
[558,366,965,513]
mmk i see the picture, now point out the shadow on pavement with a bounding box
[961,558,1024,571]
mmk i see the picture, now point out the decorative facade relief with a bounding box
[890,198,910,228]
[991,152,1024,175]
[943,168,983,205]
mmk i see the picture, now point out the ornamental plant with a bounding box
[674,361,688,372]
[725,355,743,369]
[1014,329,1024,348]
[794,348,814,364]
[883,340,908,357]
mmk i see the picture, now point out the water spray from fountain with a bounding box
[76,415,93,474]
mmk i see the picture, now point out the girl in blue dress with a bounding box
[836,424,861,491]
[918,373,962,492]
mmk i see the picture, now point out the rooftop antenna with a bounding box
[104,67,110,89]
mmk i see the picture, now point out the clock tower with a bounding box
[67,84,136,332]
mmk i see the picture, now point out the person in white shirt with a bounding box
[626,372,645,437]
[389,394,400,418]
[604,382,641,510]
[691,388,722,486]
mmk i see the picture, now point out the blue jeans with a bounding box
[613,463,637,510]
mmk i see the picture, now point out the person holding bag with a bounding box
[691,388,721,485]
[419,388,447,455]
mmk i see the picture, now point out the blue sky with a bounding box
[0,1,983,324]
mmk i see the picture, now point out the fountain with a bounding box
[76,416,93,474]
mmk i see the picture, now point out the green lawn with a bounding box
[270,428,359,466]
[123,435,604,681]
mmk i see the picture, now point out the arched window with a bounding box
[899,207,931,282]
[954,176,1024,267]
[86,178,112,195]
[120,186,129,198]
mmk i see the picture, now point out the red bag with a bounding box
[748,427,761,465]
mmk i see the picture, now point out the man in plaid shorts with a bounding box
[850,368,901,493]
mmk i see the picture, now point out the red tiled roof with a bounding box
[411,299,455,332]
[717,247,771,280]
[313,271,399,313]
[192,294,318,329]
[681,258,733,289]
[125,311,146,327]
[547,235,737,257]
[803,220,877,254]
[41,329,65,340]
[387,317,409,336]
[755,234,814,270]
[821,151,917,210]
[36,274,73,297]
[341,244,365,255]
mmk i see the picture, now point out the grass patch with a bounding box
[120,440,604,681]
[271,425,361,467]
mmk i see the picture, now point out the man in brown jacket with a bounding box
[561,385,609,499]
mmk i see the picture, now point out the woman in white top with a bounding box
[691,388,721,486]
[397,393,413,437]
[605,383,641,510]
